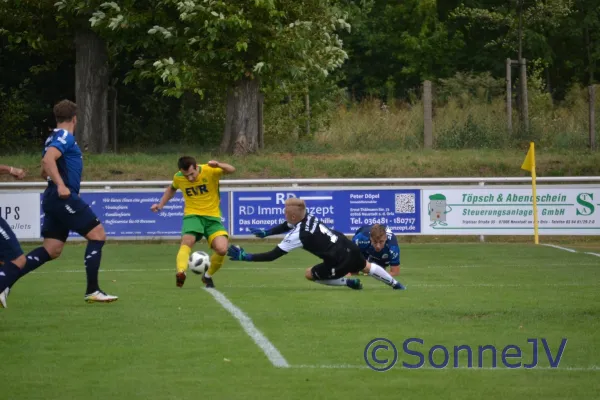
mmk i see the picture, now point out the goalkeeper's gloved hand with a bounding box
[249,228,270,238]
[227,245,252,261]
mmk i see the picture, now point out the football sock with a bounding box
[176,244,192,273]
[12,247,51,285]
[0,261,21,293]
[314,278,347,286]
[85,240,105,294]
[368,263,398,286]
[205,253,225,278]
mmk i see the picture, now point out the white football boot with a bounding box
[0,287,9,308]
[84,290,118,303]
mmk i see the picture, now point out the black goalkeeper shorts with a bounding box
[310,243,366,280]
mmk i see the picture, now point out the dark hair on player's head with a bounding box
[178,156,197,171]
[53,100,77,123]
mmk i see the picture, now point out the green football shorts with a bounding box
[181,215,228,244]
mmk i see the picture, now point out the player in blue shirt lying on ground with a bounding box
[351,224,401,277]
[0,164,27,308]
[227,198,406,290]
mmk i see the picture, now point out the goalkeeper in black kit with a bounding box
[227,198,406,290]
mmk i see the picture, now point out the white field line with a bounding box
[418,263,599,268]
[291,364,600,372]
[543,244,600,259]
[542,244,578,253]
[407,282,595,287]
[202,287,289,368]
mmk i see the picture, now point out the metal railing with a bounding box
[1,176,599,189]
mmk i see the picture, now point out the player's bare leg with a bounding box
[176,235,196,288]
[362,261,406,290]
[42,238,66,259]
[203,235,228,288]
[83,224,118,302]
[304,268,363,290]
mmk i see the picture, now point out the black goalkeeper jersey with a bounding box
[274,213,351,265]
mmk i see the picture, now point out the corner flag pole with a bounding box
[521,142,539,244]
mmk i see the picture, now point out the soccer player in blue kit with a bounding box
[0,164,27,308]
[352,224,401,276]
[0,100,118,305]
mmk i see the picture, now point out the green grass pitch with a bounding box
[1,242,599,399]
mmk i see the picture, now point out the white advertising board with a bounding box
[2,184,600,240]
[421,186,600,235]
[0,193,41,239]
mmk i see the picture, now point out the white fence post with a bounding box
[479,180,485,243]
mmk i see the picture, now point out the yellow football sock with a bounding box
[176,245,192,273]
[206,253,225,277]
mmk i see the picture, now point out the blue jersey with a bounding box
[42,129,83,199]
[352,224,400,267]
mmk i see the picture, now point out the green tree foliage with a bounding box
[53,0,353,154]
[448,0,573,90]
[62,0,350,97]
[0,0,74,148]
[0,0,599,152]
[548,0,600,90]
[341,0,464,100]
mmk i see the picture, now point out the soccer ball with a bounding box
[189,251,211,275]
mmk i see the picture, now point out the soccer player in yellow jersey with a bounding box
[151,156,235,288]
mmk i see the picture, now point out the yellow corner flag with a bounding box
[521,143,535,172]
[521,142,539,244]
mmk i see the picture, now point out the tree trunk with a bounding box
[257,92,264,149]
[585,27,595,84]
[220,78,261,155]
[74,28,109,153]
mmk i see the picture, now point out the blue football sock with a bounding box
[85,240,105,294]
[0,261,22,293]
[11,247,52,287]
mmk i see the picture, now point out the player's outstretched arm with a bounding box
[227,245,287,262]
[207,160,235,174]
[0,164,25,179]
[250,221,293,238]
[151,186,177,212]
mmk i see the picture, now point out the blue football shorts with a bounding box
[41,194,101,242]
[0,216,24,263]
